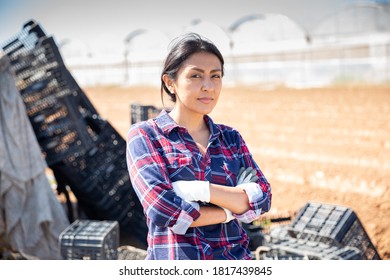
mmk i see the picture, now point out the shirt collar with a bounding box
[204,114,221,143]
[155,110,179,135]
[155,110,221,141]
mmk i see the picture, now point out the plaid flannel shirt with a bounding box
[126,110,271,260]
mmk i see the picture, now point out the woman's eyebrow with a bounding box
[190,67,222,73]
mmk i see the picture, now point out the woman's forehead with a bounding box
[181,52,222,71]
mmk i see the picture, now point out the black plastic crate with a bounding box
[7,37,66,92]
[288,202,380,259]
[1,20,46,58]
[269,225,290,242]
[254,237,363,260]
[59,219,119,260]
[340,218,381,260]
[130,103,160,124]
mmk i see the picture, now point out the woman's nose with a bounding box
[201,77,213,91]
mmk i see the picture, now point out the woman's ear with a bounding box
[162,74,175,93]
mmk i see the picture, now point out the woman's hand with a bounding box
[237,167,259,184]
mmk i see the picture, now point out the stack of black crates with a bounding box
[255,202,381,260]
[1,20,148,249]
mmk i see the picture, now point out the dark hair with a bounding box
[160,33,224,104]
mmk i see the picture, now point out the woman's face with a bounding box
[170,52,223,117]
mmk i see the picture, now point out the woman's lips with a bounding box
[197,97,213,104]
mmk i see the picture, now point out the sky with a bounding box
[0,1,389,86]
[1,0,389,58]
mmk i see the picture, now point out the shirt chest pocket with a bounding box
[165,153,195,181]
[211,157,241,186]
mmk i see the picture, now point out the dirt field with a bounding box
[83,85,390,260]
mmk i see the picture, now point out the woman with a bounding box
[126,33,271,260]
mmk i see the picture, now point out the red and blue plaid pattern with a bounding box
[126,110,271,259]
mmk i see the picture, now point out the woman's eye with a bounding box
[212,74,221,79]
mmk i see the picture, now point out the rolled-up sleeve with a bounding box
[126,123,200,233]
[233,183,270,223]
[233,131,272,223]
[171,200,200,234]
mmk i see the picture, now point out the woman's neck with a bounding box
[169,108,206,134]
